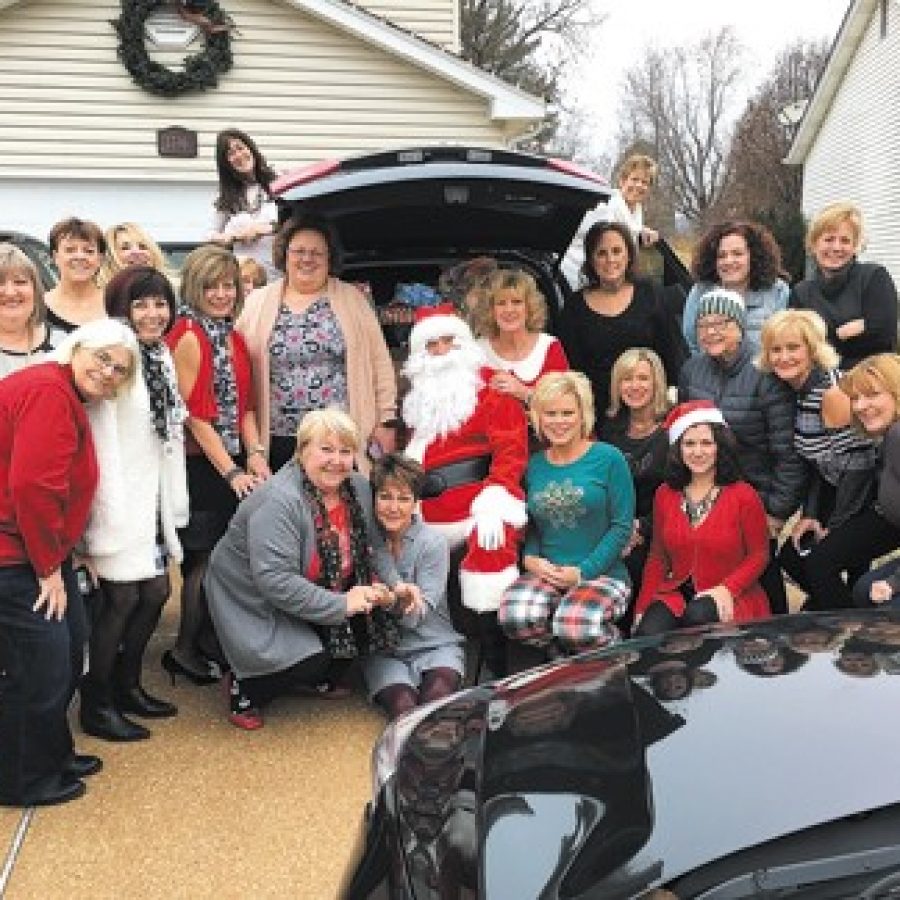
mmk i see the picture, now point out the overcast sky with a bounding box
[567,0,852,157]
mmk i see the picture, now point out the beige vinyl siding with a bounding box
[802,6,900,283]
[353,0,458,50]
[0,0,505,181]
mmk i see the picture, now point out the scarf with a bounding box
[179,306,240,455]
[139,341,184,441]
[300,469,400,659]
[816,259,857,300]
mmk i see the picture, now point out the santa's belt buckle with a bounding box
[420,456,492,500]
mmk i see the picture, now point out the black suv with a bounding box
[272,146,691,350]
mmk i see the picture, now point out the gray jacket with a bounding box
[679,341,805,520]
[206,463,398,678]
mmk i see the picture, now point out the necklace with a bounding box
[682,485,718,526]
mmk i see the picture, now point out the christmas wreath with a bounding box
[112,0,234,97]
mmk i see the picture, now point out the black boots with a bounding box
[114,653,178,719]
[115,684,178,719]
[79,677,150,742]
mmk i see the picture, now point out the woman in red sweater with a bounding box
[0,319,137,807]
[634,401,770,635]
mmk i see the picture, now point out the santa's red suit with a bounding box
[403,306,529,613]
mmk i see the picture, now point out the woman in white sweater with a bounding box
[79,267,189,742]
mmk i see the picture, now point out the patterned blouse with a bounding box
[268,298,348,437]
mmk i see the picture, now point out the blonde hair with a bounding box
[0,242,45,331]
[102,223,166,284]
[757,309,840,374]
[806,202,864,253]
[179,244,243,315]
[52,318,139,392]
[238,257,267,291]
[840,354,900,432]
[471,268,547,338]
[294,408,360,461]
[529,371,595,439]
[607,347,669,419]
[618,153,657,184]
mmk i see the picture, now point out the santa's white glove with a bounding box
[472,512,506,551]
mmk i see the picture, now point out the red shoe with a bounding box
[228,708,263,730]
[224,672,264,730]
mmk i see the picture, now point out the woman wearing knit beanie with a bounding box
[679,288,806,614]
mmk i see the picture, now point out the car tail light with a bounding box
[547,157,608,185]
[270,159,340,195]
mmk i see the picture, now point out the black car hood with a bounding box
[274,150,609,261]
[391,612,900,898]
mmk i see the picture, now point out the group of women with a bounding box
[2,125,899,808]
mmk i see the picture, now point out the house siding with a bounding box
[353,0,458,50]
[801,4,900,283]
[0,0,517,240]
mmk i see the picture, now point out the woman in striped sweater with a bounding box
[758,310,879,609]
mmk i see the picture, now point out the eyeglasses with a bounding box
[91,349,131,379]
[287,247,327,261]
[697,317,734,335]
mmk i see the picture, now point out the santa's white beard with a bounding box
[403,341,485,451]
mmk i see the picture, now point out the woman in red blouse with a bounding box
[165,245,270,684]
[0,319,137,807]
[634,401,770,635]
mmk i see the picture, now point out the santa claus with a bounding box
[402,304,529,625]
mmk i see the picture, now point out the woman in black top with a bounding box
[599,347,669,630]
[789,203,897,368]
[559,221,686,414]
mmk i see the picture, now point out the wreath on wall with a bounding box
[112,0,234,97]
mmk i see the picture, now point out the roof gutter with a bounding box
[785,0,879,164]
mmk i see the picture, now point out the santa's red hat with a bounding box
[408,303,473,355]
[663,400,725,444]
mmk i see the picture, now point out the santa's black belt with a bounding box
[420,456,491,500]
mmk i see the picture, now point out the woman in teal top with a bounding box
[498,371,635,656]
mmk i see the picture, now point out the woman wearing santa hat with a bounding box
[634,401,771,635]
[679,287,805,614]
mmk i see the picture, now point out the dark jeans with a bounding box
[635,596,720,636]
[0,563,83,803]
[802,508,900,610]
[760,540,788,615]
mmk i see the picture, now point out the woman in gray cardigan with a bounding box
[206,409,409,730]
[361,455,465,720]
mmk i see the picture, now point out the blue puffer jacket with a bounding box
[678,341,805,520]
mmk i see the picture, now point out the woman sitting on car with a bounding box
[498,372,634,657]
[0,242,57,378]
[361,454,465,720]
[681,220,789,355]
[634,401,770,636]
[44,217,107,338]
[473,268,568,408]
[237,213,398,473]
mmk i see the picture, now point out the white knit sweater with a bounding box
[83,348,189,581]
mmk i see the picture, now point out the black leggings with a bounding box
[635,596,720,636]
[801,508,900,610]
[375,668,462,720]
[239,652,332,708]
[89,575,169,685]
